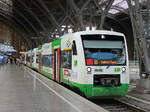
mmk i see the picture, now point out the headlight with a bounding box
[87,67,92,72]
[141,73,146,78]
[122,67,126,72]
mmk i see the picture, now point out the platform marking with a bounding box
[126,95,150,105]
[26,68,83,112]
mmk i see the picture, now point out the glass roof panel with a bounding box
[109,0,128,14]
[109,9,120,14]
[117,1,128,9]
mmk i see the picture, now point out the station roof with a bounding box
[0,0,147,47]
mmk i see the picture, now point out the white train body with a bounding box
[25,30,129,98]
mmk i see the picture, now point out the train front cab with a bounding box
[82,33,129,98]
[61,31,129,99]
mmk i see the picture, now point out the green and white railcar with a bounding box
[32,48,39,70]
[26,50,32,67]
[59,30,129,98]
[28,30,129,98]
[40,43,53,78]
[22,52,27,65]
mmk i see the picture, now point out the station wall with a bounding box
[0,22,28,52]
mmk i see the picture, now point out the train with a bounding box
[22,30,129,99]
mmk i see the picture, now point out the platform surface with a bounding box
[128,88,150,103]
[0,64,108,112]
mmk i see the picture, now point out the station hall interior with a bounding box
[0,0,150,112]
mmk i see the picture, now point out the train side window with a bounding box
[36,55,39,63]
[31,55,34,63]
[42,55,52,68]
[61,50,72,69]
[72,41,77,55]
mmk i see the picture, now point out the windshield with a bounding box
[82,35,126,66]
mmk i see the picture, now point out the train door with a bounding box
[53,48,61,82]
[38,53,42,72]
[30,55,32,67]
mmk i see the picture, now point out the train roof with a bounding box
[26,30,125,52]
[42,43,51,50]
[60,30,125,39]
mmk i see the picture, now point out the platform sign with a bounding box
[19,51,25,54]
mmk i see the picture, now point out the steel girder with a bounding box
[0,0,134,46]
[32,0,60,41]
[0,0,39,37]
[46,0,130,37]
[11,1,133,39]
[0,1,39,47]
[0,9,31,37]
[36,0,60,29]
[0,14,33,49]
[14,0,47,43]
[34,0,74,42]
[63,0,128,31]
[127,0,150,77]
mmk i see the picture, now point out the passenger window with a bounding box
[72,41,77,55]
[36,55,39,63]
[42,55,52,68]
[61,50,72,69]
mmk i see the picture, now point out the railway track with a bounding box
[91,99,146,112]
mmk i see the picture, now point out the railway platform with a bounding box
[118,82,150,111]
[127,90,150,103]
[0,64,108,112]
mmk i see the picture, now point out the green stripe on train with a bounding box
[52,39,61,48]
[41,71,52,79]
[63,80,129,98]
[39,67,129,98]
